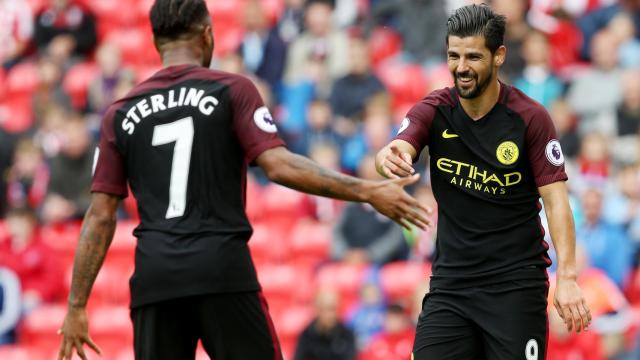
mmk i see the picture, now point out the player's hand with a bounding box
[377,145,415,179]
[57,307,102,360]
[554,277,591,333]
[367,174,432,230]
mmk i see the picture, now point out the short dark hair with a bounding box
[150,0,209,40]
[446,4,506,53]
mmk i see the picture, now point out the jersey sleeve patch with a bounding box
[545,139,564,166]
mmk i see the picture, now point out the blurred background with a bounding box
[0,0,639,359]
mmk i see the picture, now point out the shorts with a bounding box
[412,279,549,360]
[130,291,282,360]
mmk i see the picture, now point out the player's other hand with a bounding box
[57,307,102,360]
[377,145,415,179]
[367,173,432,230]
[554,277,592,333]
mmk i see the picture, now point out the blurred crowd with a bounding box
[0,0,639,359]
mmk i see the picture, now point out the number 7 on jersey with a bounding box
[152,116,194,219]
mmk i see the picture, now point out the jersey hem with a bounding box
[395,135,423,158]
[534,173,568,188]
[246,139,286,165]
[130,282,262,308]
[91,183,128,198]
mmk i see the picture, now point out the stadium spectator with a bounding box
[0,131,16,217]
[568,30,623,136]
[239,0,287,95]
[332,155,409,265]
[346,275,386,349]
[0,267,21,345]
[294,290,356,360]
[277,0,305,44]
[616,70,640,137]
[577,132,611,181]
[5,139,49,210]
[0,0,33,69]
[364,0,447,65]
[358,304,415,360]
[493,0,530,82]
[550,98,581,160]
[34,0,97,63]
[41,114,93,224]
[608,13,640,69]
[87,43,135,116]
[284,0,350,91]
[514,31,564,109]
[0,207,64,308]
[577,187,634,288]
[329,37,386,123]
[32,55,72,125]
[288,99,341,155]
[603,164,640,243]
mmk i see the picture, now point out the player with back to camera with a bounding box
[56,0,431,359]
[375,4,590,360]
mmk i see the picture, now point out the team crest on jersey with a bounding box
[496,141,519,165]
[254,106,278,133]
[545,139,564,166]
[397,117,410,135]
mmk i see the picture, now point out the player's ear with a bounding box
[494,45,506,67]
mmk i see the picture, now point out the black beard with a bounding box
[454,67,493,99]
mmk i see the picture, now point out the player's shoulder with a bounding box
[504,85,549,124]
[422,87,457,108]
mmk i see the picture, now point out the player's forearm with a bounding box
[67,199,117,309]
[262,149,374,202]
[545,199,578,280]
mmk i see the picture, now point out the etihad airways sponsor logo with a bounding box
[436,157,522,195]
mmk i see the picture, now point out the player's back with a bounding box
[93,64,284,307]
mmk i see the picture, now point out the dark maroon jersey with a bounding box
[92,64,285,307]
[395,83,567,289]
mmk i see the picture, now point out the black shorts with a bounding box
[130,291,282,360]
[412,279,549,360]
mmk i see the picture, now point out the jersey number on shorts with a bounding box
[152,116,194,219]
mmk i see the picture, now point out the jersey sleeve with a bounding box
[525,106,568,187]
[229,76,285,164]
[91,105,128,197]
[394,101,435,154]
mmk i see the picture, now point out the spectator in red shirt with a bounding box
[358,304,415,360]
[0,207,63,310]
[6,139,49,210]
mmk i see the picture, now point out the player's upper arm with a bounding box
[538,181,568,205]
[392,101,436,157]
[525,105,568,187]
[254,146,290,181]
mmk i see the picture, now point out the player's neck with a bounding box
[459,80,501,121]
[160,46,203,68]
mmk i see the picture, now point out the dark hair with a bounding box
[6,206,36,221]
[446,4,506,53]
[150,0,209,40]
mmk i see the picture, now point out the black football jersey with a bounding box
[396,84,567,289]
[92,64,285,307]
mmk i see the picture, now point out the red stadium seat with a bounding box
[289,220,332,268]
[376,62,429,109]
[261,183,307,229]
[63,61,99,110]
[248,222,290,263]
[0,345,47,360]
[211,25,244,57]
[245,175,264,222]
[206,0,246,27]
[24,0,46,13]
[20,304,67,351]
[379,261,431,303]
[6,62,39,96]
[83,0,142,28]
[261,0,285,25]
[132,64,162,85]
[103,27,159,67]
[369,27,403,67]
[0,94,33,134]
[316,263,368,313]
[273,305,314,345]
[40,221,82,266]
[256,263,298,310]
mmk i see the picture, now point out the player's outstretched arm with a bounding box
[539,182,591,334]
[57,192,120,360]
[375,140,418,179]
[256,146,431,230]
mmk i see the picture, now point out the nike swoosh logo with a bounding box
[442,129,459,138]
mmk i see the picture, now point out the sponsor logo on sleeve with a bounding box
[397,117,410,135]
[545,139,564,166]
[496,141,519,165]
[253,106,278,133]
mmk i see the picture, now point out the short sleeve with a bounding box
[229,76,285,164]
[525,107,568,187]
[91,106,128,197]
[394,101,435,153]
